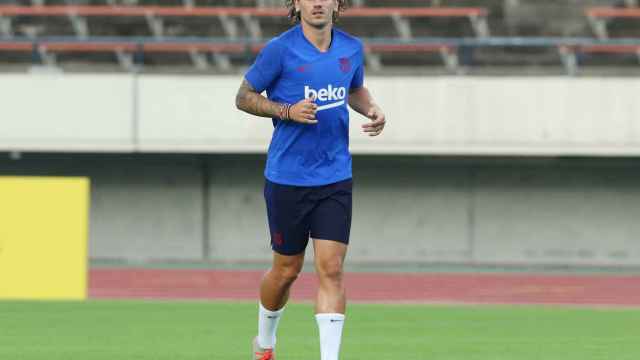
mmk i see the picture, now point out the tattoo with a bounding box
[235,79,282,118]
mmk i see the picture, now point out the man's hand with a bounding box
[361,105,385,136]
[289,97,318,124]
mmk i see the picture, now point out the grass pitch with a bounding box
[1,301,638,360]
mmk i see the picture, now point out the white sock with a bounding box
[258,302,285,349]
[315,313,346,360]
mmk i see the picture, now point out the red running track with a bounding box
[89,268,640,307]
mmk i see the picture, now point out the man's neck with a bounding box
[301,22,333,53]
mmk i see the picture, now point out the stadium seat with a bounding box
[0,4,486,71]
[2,2,640,73]
[0,4,489,39]
[586,6,640,39]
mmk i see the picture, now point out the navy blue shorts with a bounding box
[264,178,352,256]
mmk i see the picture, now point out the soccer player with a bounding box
[235,0,385,359]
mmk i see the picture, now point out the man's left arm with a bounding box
[349,86,386,137]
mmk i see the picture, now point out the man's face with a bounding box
[295,0,338,29]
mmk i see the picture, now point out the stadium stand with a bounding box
[546,3,640,74]
[0,1,639,74]
[587,5,640,39]
[0,5,488,40]
[0,2,484,71]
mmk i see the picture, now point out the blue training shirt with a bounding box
[245,24,364,187]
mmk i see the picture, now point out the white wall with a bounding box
[138,76,273,152]
[0,74,135,152]
[2,74,640,156]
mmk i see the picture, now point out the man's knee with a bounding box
[272,263,301,285]
[317,258,344,283]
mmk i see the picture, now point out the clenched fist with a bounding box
[289,97,318,124]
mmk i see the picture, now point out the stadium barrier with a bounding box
[4,36,640,72]
[2,74,640,156]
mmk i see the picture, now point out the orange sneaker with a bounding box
[253,336,275,360]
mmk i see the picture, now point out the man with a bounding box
[235,0,385,359]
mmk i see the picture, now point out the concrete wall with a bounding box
[1,154,639,266]
[0,74,134,151]
[0,155,204,261]
[2,74,640,156]
[2,73,639,266]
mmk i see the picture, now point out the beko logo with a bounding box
[304,85,346,111]
[305,85,346,101]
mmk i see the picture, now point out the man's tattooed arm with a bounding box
[235,79,282,118]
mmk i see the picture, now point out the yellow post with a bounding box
[0,176,90,300]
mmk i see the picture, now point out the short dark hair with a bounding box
[285,0,348,23]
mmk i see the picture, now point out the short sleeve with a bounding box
[350,44,364,90]
[245,40,284,93]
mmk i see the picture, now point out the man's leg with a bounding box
[261,251,305,310]
[313,239,347,313]
[313,239,348,360]
[257,251,305,351]
[258,179,313,358]
[308,179,352,360]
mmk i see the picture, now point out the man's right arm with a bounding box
[235,79,282,118]
[235,79,318,124]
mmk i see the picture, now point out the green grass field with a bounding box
[1,301,639,360]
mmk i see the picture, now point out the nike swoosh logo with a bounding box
[267,316,278,319]
[316,100,345,111]
[330,319,343,322]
